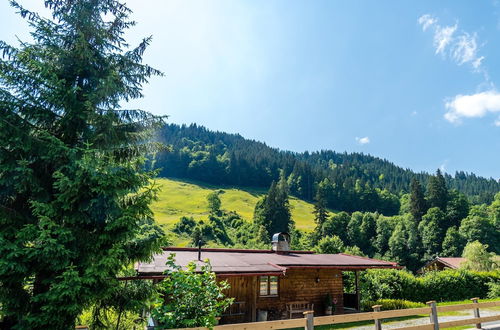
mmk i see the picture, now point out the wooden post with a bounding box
[426,301,439,330]
[372,305,382,330]
[355,271,360,311]
[471,297,481,329]
[304,311,314,330]
[251,276,257,322]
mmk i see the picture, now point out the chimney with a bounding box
[272,232,290,254]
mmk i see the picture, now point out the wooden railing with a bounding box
[173,298,500,330]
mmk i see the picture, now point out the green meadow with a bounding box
[151,178,320,232]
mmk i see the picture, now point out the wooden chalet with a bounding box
[417,257,466,274]
[134,233,398,324]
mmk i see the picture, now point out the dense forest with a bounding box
[155,123,500,215]
[172,172,500,272]
[156,124,499,272]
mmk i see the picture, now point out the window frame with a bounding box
[259,275,279,297]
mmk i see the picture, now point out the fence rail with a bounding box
[174,298,500,330]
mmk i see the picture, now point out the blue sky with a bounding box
[1,1,500,179]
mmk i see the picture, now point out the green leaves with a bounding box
[151,254,233,329]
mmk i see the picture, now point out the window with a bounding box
[259,276,278,296]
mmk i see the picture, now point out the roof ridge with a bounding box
[338,253,398,265]
[162,247,315,254]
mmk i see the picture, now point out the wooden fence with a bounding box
[176,298,500,330]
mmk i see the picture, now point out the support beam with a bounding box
[251,276,257,322]
[355,271,360,311]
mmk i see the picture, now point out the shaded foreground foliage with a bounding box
[0,0,165,328]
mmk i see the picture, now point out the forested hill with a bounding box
[155,123,499,214]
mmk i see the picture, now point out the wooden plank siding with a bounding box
[218,268,344,324]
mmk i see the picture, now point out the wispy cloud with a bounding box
[355,136,370,145]
[418,14,484,71]
[418,14,437,31]
[434,24,457,55]
[418,14,497,125]
[452,33,484,69]
[445,91,500,123]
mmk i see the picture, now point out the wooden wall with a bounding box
[219,268,344,323]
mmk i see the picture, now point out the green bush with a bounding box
[361,299,425,312]
[361,269,420,302]
[151,254,233,329]
[488,281,500,298]
[361,269,500,303]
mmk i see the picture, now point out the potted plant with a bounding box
[324,293,333,315]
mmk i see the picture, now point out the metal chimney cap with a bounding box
[272,232,290,243]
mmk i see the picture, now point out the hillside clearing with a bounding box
[151,178,321,231]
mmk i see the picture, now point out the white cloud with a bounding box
[418,14,437,31]
[439,160,448,173]
[434,24,457,55]
[452,33,482,69]
[444,90,500,123]
[494,118,500,127]
[418,14,484,71]
[355,136,370,145]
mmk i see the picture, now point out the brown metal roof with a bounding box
[436,257,466,269]
[136,247,398,276]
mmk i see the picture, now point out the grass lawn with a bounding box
[151,178,323,231]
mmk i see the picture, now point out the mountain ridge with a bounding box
[154,123,499,210]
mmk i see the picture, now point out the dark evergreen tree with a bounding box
[0,1,164,328]
[312,180,330,242]
[253,177,293,238]
[427,169,449,211]
[446,190,470,228]
[409,178,427,220]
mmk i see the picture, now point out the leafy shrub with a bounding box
[361,299,425,312]
[487,281,500,298]
[361,269,419,302]
[173,216,197,235]
[151,254,233,329]
[361,269,500,303]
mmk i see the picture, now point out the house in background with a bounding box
[133,233,398,324]
[417,257,466,274]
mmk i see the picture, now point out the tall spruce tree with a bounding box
[312,180,329,242]
[427,169,448,211]
[409,178,427,220]
[253,176,293,238]
[0,1,165,328]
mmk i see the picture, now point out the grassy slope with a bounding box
[151,178,319,231]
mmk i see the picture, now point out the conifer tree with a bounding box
[0,1,164,328]
[313,182,330,227]
[427,169,448,211]
[409,178,427,220]
[253,176,293,238]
